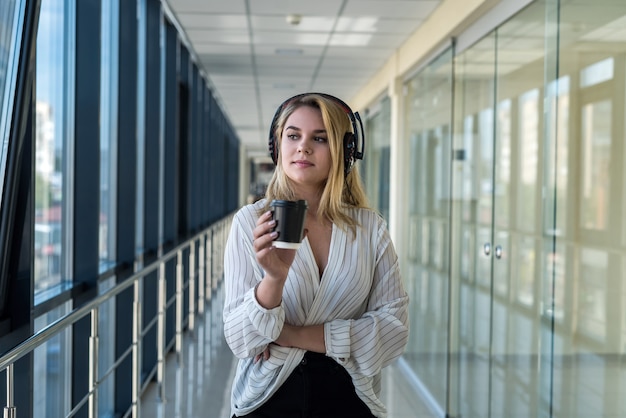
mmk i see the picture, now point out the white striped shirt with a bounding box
[223,199,409,417]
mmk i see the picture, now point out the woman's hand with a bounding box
[254,346,271,363]
[253,211,297,284]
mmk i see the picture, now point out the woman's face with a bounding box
[280,105,332,188]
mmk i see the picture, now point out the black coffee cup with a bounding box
[270,199,308,249]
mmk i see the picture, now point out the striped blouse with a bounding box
[223,199,409,418]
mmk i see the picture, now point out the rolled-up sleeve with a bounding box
[223,206,286,359]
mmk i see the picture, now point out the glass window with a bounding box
[577,248,608,341]
[98,277,116,417]
[0,1,16,105]
[135,0,146,259]
[580,57,613,88]
[402,46,453,409]
[98,2,118,416]
[0,0,19,202]
[364,97,391,221]
[100,0,118,269]
[33,303,72,417]
[494,99,511,228]
[580,99,612,231]
[543,76,570,237]
[35,0,74,299]
[543,1,626,417]
[517,89,539,232]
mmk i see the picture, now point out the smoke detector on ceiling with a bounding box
[286,14,302,26]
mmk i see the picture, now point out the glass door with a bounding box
[401,46,454,415]
[448,1,626,417]
[451,2,557,416]
[450,32,497,417]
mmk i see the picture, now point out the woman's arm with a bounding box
[223,207,284,358]
[324,218,410,375]
[275,323,325,353]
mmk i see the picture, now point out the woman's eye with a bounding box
[314,136,328,142]
[287,134,299,140]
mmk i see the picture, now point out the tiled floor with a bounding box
[141,286,438,418]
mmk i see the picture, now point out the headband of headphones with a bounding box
[268,92,365,175]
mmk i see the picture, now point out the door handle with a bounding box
[484,243,491,256]
[495,245,503,259]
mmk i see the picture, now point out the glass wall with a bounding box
[402,46,454,410]
[548,1,626,416]
[450,31,497,417]
[401,0,626,416]
[19,0,241,415]
[364,96,391,220]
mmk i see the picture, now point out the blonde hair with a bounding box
[263,94,369,233]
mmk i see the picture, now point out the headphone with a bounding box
[268,93,365,175]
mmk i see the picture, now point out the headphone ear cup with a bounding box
[343,132,356,174]
[268,132,278,165]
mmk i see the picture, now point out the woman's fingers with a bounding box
[253,211,276,250]
[254,346,271,363]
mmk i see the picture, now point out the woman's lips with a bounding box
[293,160,313,167]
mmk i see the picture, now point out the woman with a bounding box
[223,93,409,418]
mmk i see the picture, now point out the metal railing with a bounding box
[1,214,233,418]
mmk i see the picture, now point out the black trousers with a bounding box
[234,351,376,418]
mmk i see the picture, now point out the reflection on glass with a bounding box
[460,227,474,281]
[580,100,611,231]
[98,278,116,416]
[451,32,496,418]
[99,0,118,269]
[460,115,475,222]
[515,235,536,307]
[551,1,626,416]
[492,231,509,296]
[402,46,453,409]
[405,0,626,417]
[518,89,539,232]
[580,57,613,88]
[135,0,147,258]
[542,240,565,321]
[0,0,18,200]
[544,76,570,236]
[475,227,491,288]
[364,97,391,221]
[0,1,15,100]
[495,100,511,228]
[35,0,70,297]
[33,303,71,417]
[478,108,494,225]
[578,248,608,341]
[429,221,441,270]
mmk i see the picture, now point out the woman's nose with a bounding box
[298,140,311,155]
